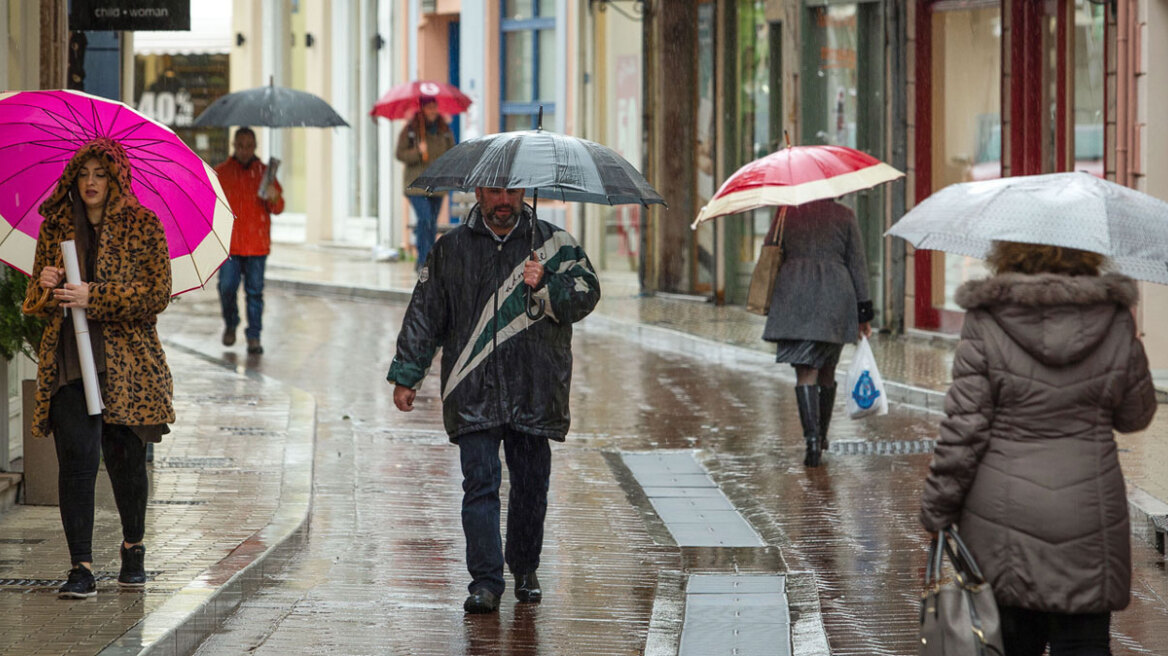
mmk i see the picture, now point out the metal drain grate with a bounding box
[188,395,260,404]
[154,456,235,469]
[218,426,281,437]
[148,499,207,505]
[0,571,161,588]
[829,439,936,456]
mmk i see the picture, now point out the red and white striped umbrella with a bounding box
[691,145,903,228]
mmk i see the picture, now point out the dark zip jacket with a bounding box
[387,203,601,441]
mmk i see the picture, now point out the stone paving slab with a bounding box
[0,344,313,656]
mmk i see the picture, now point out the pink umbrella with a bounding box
[690,144,904,228]
[370,80,472,120]
[0,89,233,295]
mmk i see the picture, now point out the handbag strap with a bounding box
[765,206,789,246]
[926,526,988,588]
[943,526,988,585]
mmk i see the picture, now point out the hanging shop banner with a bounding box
[70,1,191,31]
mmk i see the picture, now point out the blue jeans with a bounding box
[407,195,443,271]
[218,255,266,340]
[458,426,551,596]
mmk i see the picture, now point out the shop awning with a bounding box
[134,0,233,55]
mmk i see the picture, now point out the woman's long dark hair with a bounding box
[69,179,98,279]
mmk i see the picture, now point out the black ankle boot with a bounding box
[818,383,837,452]
[795,385,822,467]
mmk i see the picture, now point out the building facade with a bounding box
[638,0,1168,371]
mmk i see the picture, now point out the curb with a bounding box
[97,342,316,656]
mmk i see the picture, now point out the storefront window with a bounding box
[804,5,857,149]
[693,2,716,292]
[1073,0,1105,177]
[930,5,1000,310]
[133,54,230,166]
[501,4,555,130]
[731,1,775,302]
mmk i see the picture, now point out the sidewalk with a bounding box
[1,240,1163,655]
[264,242,1168,547]
[0,346,313,656]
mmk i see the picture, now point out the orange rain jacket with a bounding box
[215,156,285,256]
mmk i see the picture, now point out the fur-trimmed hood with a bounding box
[38,137,138,222]
[956,272,1138,366]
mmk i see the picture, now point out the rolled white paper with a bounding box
[60,240,104,416]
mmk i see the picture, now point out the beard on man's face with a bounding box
[483,201,521,230]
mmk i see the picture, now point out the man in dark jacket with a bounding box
[387,186,600,614]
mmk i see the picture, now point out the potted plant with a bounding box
[0,269,45,362]
[0,268,50,503]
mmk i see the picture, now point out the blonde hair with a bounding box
[986,241,1105,277]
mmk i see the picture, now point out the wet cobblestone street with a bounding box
[159,284,1168,655]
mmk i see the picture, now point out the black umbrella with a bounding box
[409,109,665,318]
[193,79,348,128]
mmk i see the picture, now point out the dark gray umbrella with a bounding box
[409,111,664,318]
[408,127,663,206]
[193,80,348,128]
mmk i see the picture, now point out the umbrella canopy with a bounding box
[193,82,348,128]
[690,145,904,228]
[371,80,472,120]
[0,89,234,294]
[408,129,665,207]
[886,171,1168,284]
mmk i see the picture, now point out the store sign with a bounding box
[137,90,194,127]
[70,1,191,31]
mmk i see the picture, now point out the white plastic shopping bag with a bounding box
[846,336,888,419]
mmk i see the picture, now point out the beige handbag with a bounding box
[920,527,1004,656]
[745,206,788,315]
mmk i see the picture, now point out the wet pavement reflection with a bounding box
[162,288,1168,655]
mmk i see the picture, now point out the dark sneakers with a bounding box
[514,572,542,603]
[222,326,236,346]
[247,338,264,355]
[118,544,146,588]
[58,565,96,599]
[464,588,501,613]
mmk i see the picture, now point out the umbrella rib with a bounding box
[131,160,215,262]
[32,105,94,146]
[132,160,213,244]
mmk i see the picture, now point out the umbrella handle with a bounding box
[21,286,50,314]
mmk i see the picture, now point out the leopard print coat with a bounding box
[22,138,175,438]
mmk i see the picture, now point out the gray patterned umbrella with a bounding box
[887,171,1168,284]
[410,115,664,319]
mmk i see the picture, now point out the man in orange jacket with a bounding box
[216,127,284,355]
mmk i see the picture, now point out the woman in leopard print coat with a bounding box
[22,137,174,599]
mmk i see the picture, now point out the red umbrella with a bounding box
[370,80,472,120]
[690,144,903,228]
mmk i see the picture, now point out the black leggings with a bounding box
[1000,605,1111,656]
[51,382,148,566]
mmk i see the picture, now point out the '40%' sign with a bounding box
[137,90,195,127]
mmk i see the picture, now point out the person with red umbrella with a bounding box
[692,144,903,468]
[394,96,456,272]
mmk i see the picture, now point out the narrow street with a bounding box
[157,287,1168,655]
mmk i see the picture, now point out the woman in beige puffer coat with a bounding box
[920,241,1156,654]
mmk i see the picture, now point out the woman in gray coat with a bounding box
[920,242,1156,653]
[762,199,873,467]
